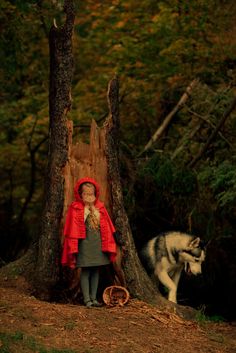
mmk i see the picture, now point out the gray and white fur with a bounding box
[140,231,206,303]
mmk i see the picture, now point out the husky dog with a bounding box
[140,232,206,303]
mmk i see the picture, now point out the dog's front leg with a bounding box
[171,267,182,289]
[155,266,177,303]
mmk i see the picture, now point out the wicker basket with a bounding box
[103,285,130,306]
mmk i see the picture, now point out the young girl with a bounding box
[61,177,117,307]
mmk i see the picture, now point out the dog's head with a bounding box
[179,237,206,275]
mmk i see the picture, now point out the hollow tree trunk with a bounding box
[34,0,75,300]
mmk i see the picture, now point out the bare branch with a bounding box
[186,108,233,148]
[138,79,199,157]
[188,95,236,168]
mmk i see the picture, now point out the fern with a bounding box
[199,161,236,210]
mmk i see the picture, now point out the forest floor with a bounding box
[0,275,236,353]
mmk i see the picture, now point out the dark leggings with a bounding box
[80,267,99,303]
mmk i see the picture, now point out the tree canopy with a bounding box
[1,0,236,263]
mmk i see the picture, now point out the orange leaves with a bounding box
[115,21,126,29]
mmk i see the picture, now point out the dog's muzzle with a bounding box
[184,258,202,275]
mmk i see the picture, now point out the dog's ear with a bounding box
[189,237,200,248]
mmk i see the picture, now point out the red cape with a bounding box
[61,177,117,268]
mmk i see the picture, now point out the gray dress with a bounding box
[76,216,110,267]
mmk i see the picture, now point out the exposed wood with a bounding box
[34,0,75,300]
[189,95,236,168]
[62,119,111,226]
[61,119,124,293]
[139,79,199,156]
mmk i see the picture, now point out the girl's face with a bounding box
[81,184,96,204]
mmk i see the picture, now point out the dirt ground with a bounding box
[0,276,236,353]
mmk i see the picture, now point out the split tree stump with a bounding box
[62,118,126,295]
[61,77,160,304]
[62,119,112,228]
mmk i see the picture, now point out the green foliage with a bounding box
[1,0,236,258]
[141,156,197,196]
[131,156,198,235]
[199,161,236,212]
[195,306,225,323]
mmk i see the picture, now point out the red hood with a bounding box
[62,177,117,268]
[74,177,100,203]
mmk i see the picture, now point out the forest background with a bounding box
[1,0,236,320]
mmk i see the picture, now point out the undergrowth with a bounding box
[195,306,225,323]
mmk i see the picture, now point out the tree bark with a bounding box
[104,77,163,302]
[34,0,75,300]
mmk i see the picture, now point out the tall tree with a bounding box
[34,0,75,299]
[105,77,160,302]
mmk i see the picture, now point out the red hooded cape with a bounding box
[61,177,117,268]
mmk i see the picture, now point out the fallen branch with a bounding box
[186,108,233,148]
[188,95,236,168]
[138,79,199,156]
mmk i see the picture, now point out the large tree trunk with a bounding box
[34,0,75,299]
[104,77,163,302]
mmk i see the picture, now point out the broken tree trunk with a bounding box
[61,78,160,303]
[34,0,75,300]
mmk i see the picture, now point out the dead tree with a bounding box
[34,0,75,299]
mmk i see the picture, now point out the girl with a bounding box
[61,177,117,307]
